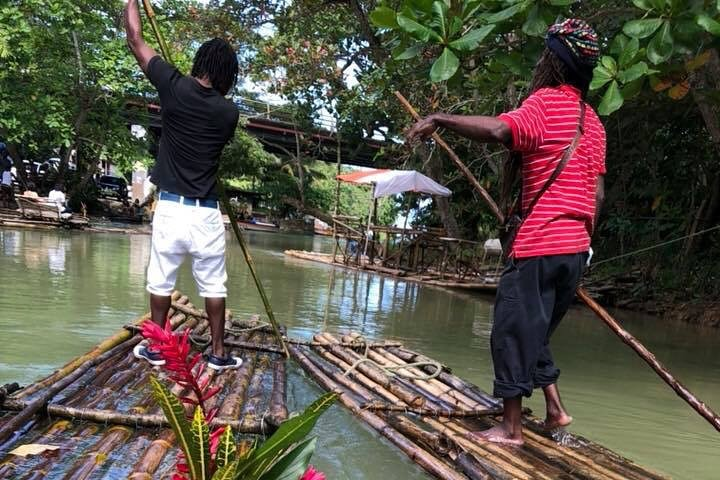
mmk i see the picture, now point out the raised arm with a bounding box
[406,113,511,146]
[124,0,157,73]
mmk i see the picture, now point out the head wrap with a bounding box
[545,19,599,90]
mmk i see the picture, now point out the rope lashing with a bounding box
[341,335,443,381]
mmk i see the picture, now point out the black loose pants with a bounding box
[491,253,587,399]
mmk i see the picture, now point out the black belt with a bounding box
[159,191,219,209]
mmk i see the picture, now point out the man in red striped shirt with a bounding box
[407,19,605,445]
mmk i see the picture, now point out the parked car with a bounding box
[96,175,128,200]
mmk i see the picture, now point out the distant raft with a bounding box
[291,331,670,480]
[0,293,288,479]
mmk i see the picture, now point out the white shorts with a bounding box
[146,199,227,298]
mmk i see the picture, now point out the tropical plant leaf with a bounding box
[618,61,649,84]
[234,393,336,480]
[623,18,663,38]
[631,0,654,9]
[522,4,547,37]
[408,0,434,15]
[216,426,236,470]
[448,16,463,38]
[590,64,614,91]
[619,37,639,68]
[257,438,317,480]
[369,6,398,29]
[429,47,459,82]
[610,34,629,56]
[483,1,528,24]
[600,56,618,75]
[430,1,448,39]
[448,25,494,51]
[697,13,720,36]
[212,460,239,480]
[647,21,674,64]
[150,376,203,480]
[192,407,211,480]
[621,77,645,99]
[397,14,438,42]
[598,80,624,116]
[547,0,575,5]
[394,43,423,60]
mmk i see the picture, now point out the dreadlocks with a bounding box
[528,48,588,98]
[191,38,238,96]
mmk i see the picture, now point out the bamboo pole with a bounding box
[360,401,502,418]
[0,404,269,433]
[62,425,133,479]
[453,452,496,480]
[289,344,467,480]
[394,91,504,224]
[129,429,176,479]
[0,383,19,403]
[577,288,720,433]
[269,358,289,425]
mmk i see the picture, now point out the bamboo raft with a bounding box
[0,292,288,479]
[290,331,669,480]
[284,250,499,292]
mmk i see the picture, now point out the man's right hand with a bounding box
[405,115,440,145]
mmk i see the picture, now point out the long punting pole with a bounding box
[394,91,720,433]
[140,1,289,357]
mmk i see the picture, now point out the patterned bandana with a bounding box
[546,18,600,67]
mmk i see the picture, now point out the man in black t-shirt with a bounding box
[124,0,241,370]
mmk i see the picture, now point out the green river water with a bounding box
[0,228,718,479]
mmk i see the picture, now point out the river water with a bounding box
[0,228,718,479]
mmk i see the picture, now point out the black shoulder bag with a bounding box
[500,102,587,258]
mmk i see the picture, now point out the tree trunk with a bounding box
[281,196,333,225]
[691,48,720,158]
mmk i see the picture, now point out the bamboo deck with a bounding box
[291,331,669,480]
[0,293,288,479]
[284,250,499,292]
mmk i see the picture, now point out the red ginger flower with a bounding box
[301,465,326,480]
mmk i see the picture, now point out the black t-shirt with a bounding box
[146,56,239,198]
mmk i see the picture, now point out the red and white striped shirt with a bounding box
[499,85,606,259]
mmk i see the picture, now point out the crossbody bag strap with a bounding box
[521,101,586,217]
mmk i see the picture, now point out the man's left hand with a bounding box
[406,115,439,144]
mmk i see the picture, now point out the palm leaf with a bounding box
[216,426,237,470]
[192,407,211,480]
[150,375,204,480]
[234,393,336,479]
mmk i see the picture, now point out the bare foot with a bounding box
[543,411,573,430]
[468,425,524,446]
